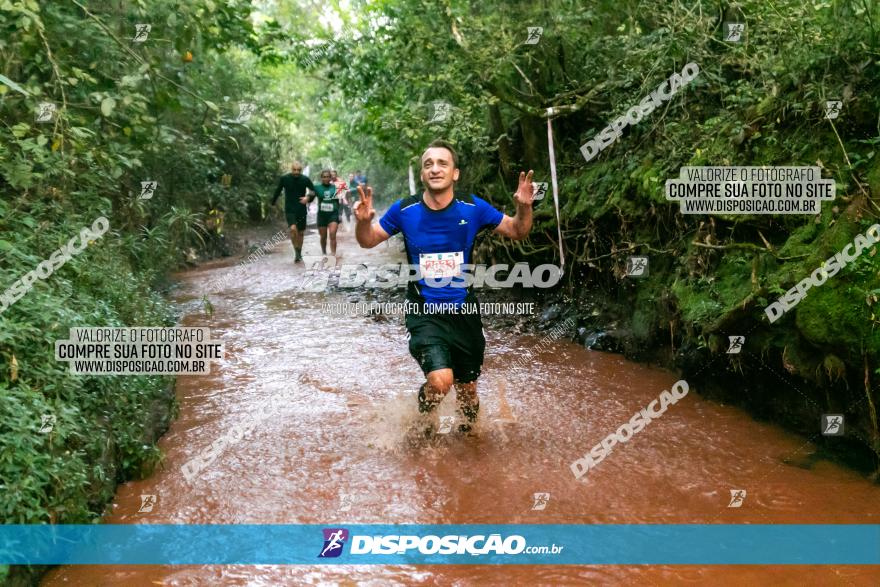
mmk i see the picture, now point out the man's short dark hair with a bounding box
[422,139,458,169]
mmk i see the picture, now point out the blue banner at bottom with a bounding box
[1,524,878,565]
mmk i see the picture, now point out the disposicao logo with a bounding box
[316,530,544,557]
[318,528,349,558]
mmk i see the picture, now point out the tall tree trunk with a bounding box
[520,115,545,171]
[488,104,511,176]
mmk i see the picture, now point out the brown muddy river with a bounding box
[44,224,880,586]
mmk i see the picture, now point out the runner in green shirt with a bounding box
[311,169,340,255]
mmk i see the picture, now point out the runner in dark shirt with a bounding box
[271,161,315,262]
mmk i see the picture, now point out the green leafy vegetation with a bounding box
[0,0,283,540]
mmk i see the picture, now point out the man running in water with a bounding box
[353,139,534,434]
[312,169,341,255]
[271,161,315,263]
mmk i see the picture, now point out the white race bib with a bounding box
[420,252,463,279]
[320,202,334,212]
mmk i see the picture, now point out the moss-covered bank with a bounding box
[485,201,880,479]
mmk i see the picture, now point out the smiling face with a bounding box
[420,146,459,192]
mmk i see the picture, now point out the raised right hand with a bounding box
[353,185,375,222]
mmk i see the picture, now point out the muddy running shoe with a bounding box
[458,401,479,434]
[418,383,440,414]
[415,383,441,438]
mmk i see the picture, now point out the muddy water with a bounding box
[45,224,880,586]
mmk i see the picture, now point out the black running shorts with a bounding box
[317,210,340,227]
[286,211,307,231]
[404,296,486,383]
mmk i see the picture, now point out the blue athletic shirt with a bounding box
[379,192,504,305]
